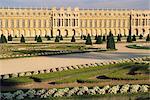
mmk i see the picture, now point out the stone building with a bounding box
[0,7,149,37]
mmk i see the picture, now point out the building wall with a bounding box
[0,7,149,37]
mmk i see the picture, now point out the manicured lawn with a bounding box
[1,62,149,86]
[126,44,150,50]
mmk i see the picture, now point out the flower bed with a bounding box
[1,84,149,99]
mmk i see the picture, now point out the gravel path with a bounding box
[0,43,149,75]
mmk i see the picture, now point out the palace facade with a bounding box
[0,7,149,37]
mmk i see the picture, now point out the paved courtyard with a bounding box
[0,43,149,75]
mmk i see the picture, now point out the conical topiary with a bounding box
[106,31,116,49]
[35,35,37,41]
[1,34,7,43]
[139,34,143,39]
[95,35,102,44]
[20,35,25,43]
[132,35,136,41]
[71,35,76,42]
[8,34,13,41]
[102,36,106,41]
[47,36,51,41]
[85,34,92,45]
[127,33,132,42]
[117,34,121,42]
[60,35,63,40]
[37,35,42,42]
[95,34,98,40]
[146,34,150,41]
[55,36,60,42]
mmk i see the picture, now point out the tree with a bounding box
[95,34,98,40]
[1,34,7,43]
[37,35,42,42]
[55,36,60,42]
[106,31,116,49]
[8,34,13,41]
[20,35,25,43]
[117,34,121,42]
[139,34,143,39]
[60,35,63,40]
[85,34,92,45]
[96,35,102,44]
[71,35,76,42]
[102,36,106,41]
[132,35,136,41]
[146,34,150,41]
[35,35,37,41]
[47,36,51,41]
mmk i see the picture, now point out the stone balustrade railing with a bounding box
[0,56,149,80]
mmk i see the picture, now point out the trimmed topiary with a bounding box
[35,35,37,41]
[60,35,63,40]
[37,35,42,42]
[83,35,87,40]
[146,34,150,41]
[139,34,143,39]
[55,36,60,42]
[47,36,51,41]
[8,34,13,41]
[71,35,76,42]
[106,31,116,49]
[85,34,92,45]
[117,34,121,42]
[127,33,132,42]
[132,35,136,41]
[20,35,25,43]
[102,36,106,41]
[95,34,98,40]
[95,35,102,44]
[0,34,7,43]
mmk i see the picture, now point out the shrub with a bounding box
[127,33,132,42]
[35,35,37,41]
[117,34,121,42]
[71,35,76,42]
[102,36,106,41]
[132,35,136,41]
[139,34,143,39]
[60,35,63,40]
[85,34,92,45]
[47,36,51,41]
[55,36,60,42]
[83,35,86,40]
[8,34,13,41]
[37,35,42,42]
[95,34,98,40]
[146,34,150,41]
[20,35,25,43]
[95,35,102,44]
[0,34,7,43]
[106,31,116,49]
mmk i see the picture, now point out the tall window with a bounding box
[11,19,14,28]
[44,20,46,27]
[72,19,75,27]
[85,19,87,27]
[33,19,36,28]
[118,19,121,27]
[90,19,92,27]
[58,19,61,27]
[16,19,19,28]
[65,19,68,26]
[99,19,102,27]
[95,20,97,27]
[104,19,106,27]
[109,19,111,28]
[5,19,8,28]
[38,20,41,28]
[114,19,116,27]
[142,19,145,26]
[28,20,30,28]
[123,19,125,27]
[135,19,138,26]
[22,19,25,28]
